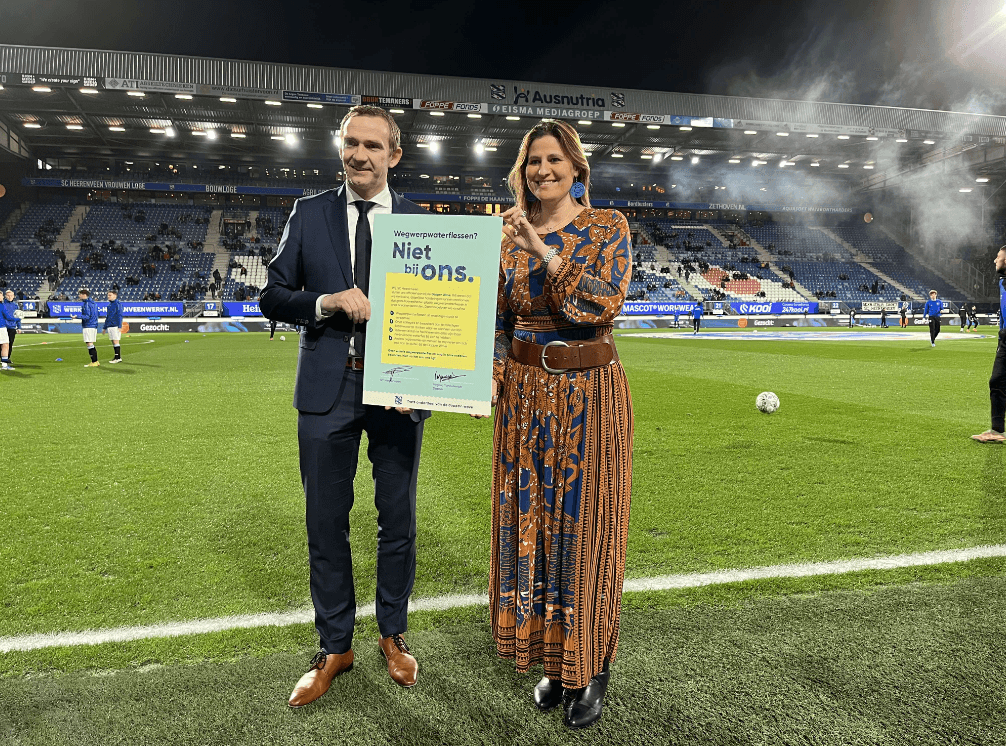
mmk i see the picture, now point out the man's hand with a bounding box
[321,289,370,323]
[471,379,498,419]
[385,406,414,415]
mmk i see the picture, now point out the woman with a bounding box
[490,119,633,730]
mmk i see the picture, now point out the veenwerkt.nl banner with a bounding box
[47,301,185,317]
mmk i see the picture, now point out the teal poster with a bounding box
[362,213,503,416]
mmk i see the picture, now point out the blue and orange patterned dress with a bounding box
[490,207,634,688]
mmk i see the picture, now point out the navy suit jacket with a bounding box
[260,184,430,415]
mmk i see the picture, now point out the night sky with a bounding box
[1,0,1005,113]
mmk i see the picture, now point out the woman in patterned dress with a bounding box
[489,119,634,730]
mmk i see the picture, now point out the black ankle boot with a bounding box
[533,676,564,711]
[563,661,609,729]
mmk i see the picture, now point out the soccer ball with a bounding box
[13,310,24,319]
[756,392,780,414]
[280,335,286,341]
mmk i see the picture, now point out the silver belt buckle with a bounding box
[348,355,363,368]
[541,340,569,374]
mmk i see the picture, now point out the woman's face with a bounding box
[525,134,578,203]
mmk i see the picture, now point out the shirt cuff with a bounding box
[316,294,334,321]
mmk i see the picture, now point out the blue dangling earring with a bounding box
[570,180,586,199]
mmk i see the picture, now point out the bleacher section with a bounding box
[56,251,215,301]
[73,204,211,249]
[6,202,75,248]
[0,247,56,296]
[219,254,269,302]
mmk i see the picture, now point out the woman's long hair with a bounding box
[507,119,591,223]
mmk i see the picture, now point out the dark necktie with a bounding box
[354,200,376,357]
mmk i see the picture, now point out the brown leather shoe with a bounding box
[288,649,354,708]
[379,634,418,688]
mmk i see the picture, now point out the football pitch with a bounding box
[2,329,1005,745]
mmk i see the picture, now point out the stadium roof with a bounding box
[1,44,1006,184]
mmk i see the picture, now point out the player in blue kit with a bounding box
[973,247,1006,443]
[3,290,21,363]
[103,289,123,363]
[922,290,942,347]
[78,288,100,367]
[691,300,703,334]
[0,296,19,370]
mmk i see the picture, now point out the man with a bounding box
[969,304,980,331]
[103,289,123,363]
[959,303,968,332]
[972,247,1006,443]
[900,303,908,328]
[0,294,18,371]
[260,105,429,708]
[849,308,856,328]
[922,289,942,347]
[78,288,100,367]
[3,290,21,362]
[691,300,703,334]
[880,307,888,329]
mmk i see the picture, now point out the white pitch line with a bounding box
[2,545,1005,653]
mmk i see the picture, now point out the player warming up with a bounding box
[972,246,1006,443]
[79,288,100,367]
[3,290,21,362]
[104,289,123,363]
[0,295,18,371]
[922,290,942,347]
[691,300,703,334]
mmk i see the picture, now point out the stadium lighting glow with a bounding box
[285,133,297,144]
[175,94,192,100]
[430,111,445,116]
[977,177,990,182]
[230,132,246,138]
[838,163,849,168]
[744,130,757,135]
[670,155,683,161]
[866,136,879,141]
[166,127,176,137]
[647,125,660,130]
[691,156,700,164]
[652,153,662,163]
[271,135,285,140]
[612,122,626,127]
[924,139,936,144]
[960,188,973,192]
[641,154,653,159]
[679,126,692,131]
[611,153,623,158]
[729,159,741,164]
[206,129,217,140]
[467,113,482,119]
[79,88,98,94]
[577,120,592,125]
[220,97,237,103]
[484,146,497,151]
[108,126,125,132]
[429,141,440,153]
[264,100,281,106]
[837,135,850,139]
[810,162,820,166]
[127,91,145,97]
[149,128,165,134]
[776,132,790,136]
[506,115,520,121]
[420,174,429,178]
[32,85,51,92]
[390,109,405,114]
[805,133,819,138]
[192,130,206,136]
[219,165,226,170]
[307,103,323,109]
[65,124,84,130]
[475,143,484,154]
[896,138,908,142]
[0,84,3,91]
[863,164,874,169]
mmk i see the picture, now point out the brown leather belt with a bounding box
[511,334,619,373]
[346,357,364,370]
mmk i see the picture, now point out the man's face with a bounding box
[340,115,402,198]
[107,292,115,301]
[995,249,1006,275]
[4,291,12,302]
[78,294,86,301]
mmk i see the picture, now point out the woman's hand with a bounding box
[501,207,545,258]
[470,379,498,419]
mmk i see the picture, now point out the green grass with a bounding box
[2,328,1005,743]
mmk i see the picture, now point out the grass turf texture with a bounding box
[2,329,1005,740]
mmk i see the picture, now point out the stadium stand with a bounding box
[6,202,75,248]
[72,203,211,250]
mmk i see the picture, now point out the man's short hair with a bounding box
[107,288,118,296]
[340,105,401,152]
[929,289,937,296]
[78,288,90,297]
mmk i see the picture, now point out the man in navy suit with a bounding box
[260,105,430,707]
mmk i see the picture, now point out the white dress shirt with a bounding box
[315,182,393,355]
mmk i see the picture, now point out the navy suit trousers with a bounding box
[298,368,424,653]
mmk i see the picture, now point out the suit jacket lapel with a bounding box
[390,188,407,215]
[324,185,354,287]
